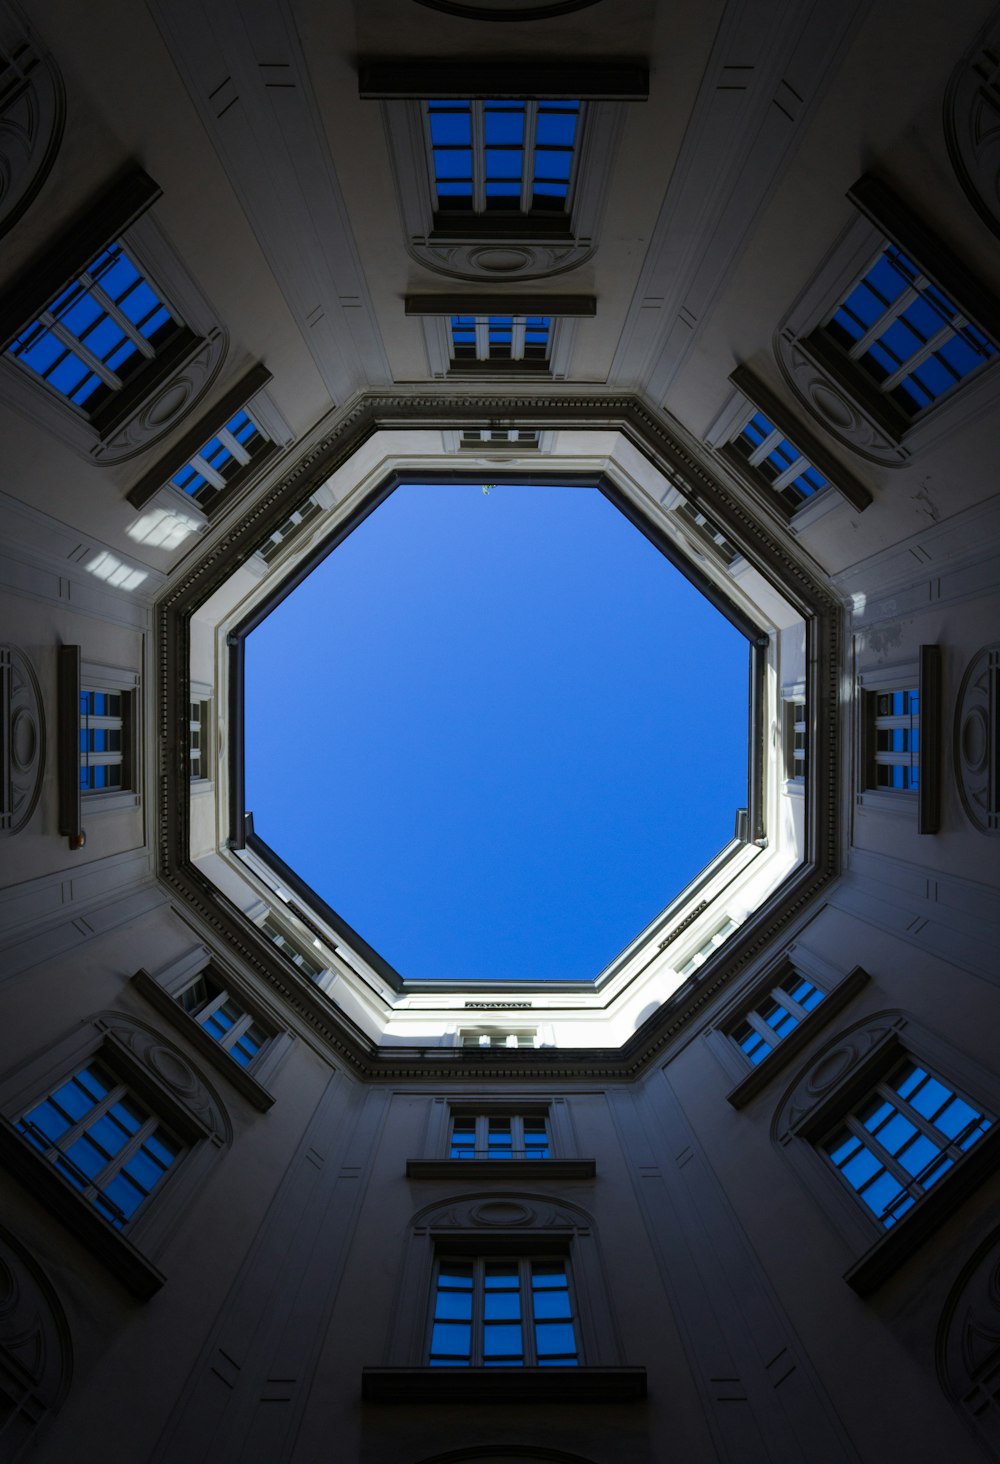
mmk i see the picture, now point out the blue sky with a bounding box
[244,481,748,983]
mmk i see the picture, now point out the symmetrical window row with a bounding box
[730,410,827,509]
[427,99,581,216]
[260,913,325,980]
[450,1112,549,1159]
[459,427,540,450]
[178,973,270,1069]
[450,313,550,364]
[79,686,132,794]
[868,686,919,791]
[429,1256,579,1366]
[259,497,324,565]
[784,696,806,783]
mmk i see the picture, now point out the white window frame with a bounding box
[79,661,140,813]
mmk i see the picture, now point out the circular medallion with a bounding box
[954,645,1000,834]
[411,0,602,20]
[2,647,45,836]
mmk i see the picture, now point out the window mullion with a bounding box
[510,1115,525,1156]
[187,451,228,491]
[744,1010,777,1042]
[216,424,254,466]
[473,1257,486,1365]
[88,282,158,361]
[92,1115,158,1189]
[844,1115,914,1196]
[510,317,527,361]
[474,316,490,361]
[40,313,124,389]
[848,284,918,358]
[471,102,487,214]
[520,101,538,212]
[879,321,964,392]
[746,427,784,468]
[474,1114,489,1157]
[520,1257,535,1365]
[771,454,810,491]
[218,1012,255,1052]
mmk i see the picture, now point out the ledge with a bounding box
[361,1366,646,1403]
[844,1121,1000,1296]
[406,1158,596,1180]
[726,966,870,1109]
[0,1121,165,1300]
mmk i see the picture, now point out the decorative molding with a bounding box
[0,644,43,835]
[406,1158,596,1180]
[154,390,842,1082]
[409,0,605,21]
[0,2,66,241]
[359,62,647,100]
[944,7,1000,243]
[361,1365,647,1403]
[92,328,228,466]
[936,1221,1000,1458]
[0,1221,72,1452]
[955,643,1000,835]
[773,331,909,466]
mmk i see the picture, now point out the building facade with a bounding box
[1,0,1000,1460]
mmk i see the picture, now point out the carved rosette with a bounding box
[1,644,44,835]
[415,1193,589,1234]
[0,1224,72,1443]
[773,332,909,467]
[104,1018,231,1144]
[773,1017,899,1140]
[944,13,1000,243]
[408,237,594,282]
[954,644,1000,835]
[937,1225,1000,1456]
[0,9,66,240]
[92,328,228,465]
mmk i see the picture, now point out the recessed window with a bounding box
[784,696,806,782]
[729,973,825,1066]
[427,99,581,217]
[170,406,271,509]
[177,974,271,1068]
[80,686,133,795]
[189,697,210,781]
[17,1061,181,1231]
[677,918,737,977]
[260,913,325,980]
[450,1112,550,1158]
[672,501,739,567]
[822,1057,992,1229]
[460,1029,537,1049]
[459,427,540,450]
[868,686,919,792]
[5,240,178,417]
[450,313,551,365]
[429,1255,579,1366]
[731,411,827,509]
[259,497,324,565]
[823,243,995,419]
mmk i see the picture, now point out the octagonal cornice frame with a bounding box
[155,388,844,1082]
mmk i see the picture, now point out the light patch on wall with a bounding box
[85,550,148,591]
[127,506,202,550]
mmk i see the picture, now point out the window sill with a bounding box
[361,1366,646,1404]
[844,1121,1000,1296]
[726,966,870,1110]
[406,1158,595,1180]
[131,969,275,1112]
[0,1119,165,1300]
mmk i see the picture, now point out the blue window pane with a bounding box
[431,1322,471,1358]
[99,1171,146,1225]
[864,1169,909,1225]
[484,111,523,145]
[435,1289,473,1321]
[48,353,91,396]
[532,1287,571,1320]
[484,1289,521,1320]
[434,149,471,179]
[485,149,522,179]
[483,1323,523,1358]
[896,1131,940,1178]
[535,1321,577,1357]
[536,113,577,147]
[60,294,103,337]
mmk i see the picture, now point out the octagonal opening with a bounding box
[240,476,755,985]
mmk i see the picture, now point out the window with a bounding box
[784,695,807,783]
[168,406,270,509]
[79,685,133,795]
[706,365,872,513]
[177,974,271,1069]
[822,1057,991,1229]
[857,647,941,833]
[672,501,739,568]
[677,918,738,976]
[775,175,1000,463]
[189,695,210,782]
[6,241,178,417]
[867,685,920,792]
[16,1061,181,1232]
[460,1029,537,1049]
[429,1255,579,1366]
[0,170,227,465]
[729,972,824,1066]
[458,427,540,451]
[260,913,325,980]
[450,1112,550,1159]
[259,496,324,565]
[823,243,994,420]
[450,313,550,366]
[426,99,581,221]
